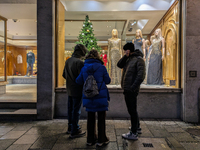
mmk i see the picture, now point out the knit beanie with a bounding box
[123,42,135,52]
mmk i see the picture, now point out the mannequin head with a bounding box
[112,29,118,38]
[145,40,150,47]
[155,28,162,39]
[136,29,143,38]
[102,50,105,54]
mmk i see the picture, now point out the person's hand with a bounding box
[124,50,130,57]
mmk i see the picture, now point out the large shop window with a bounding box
[0,16,6,82]
[56,0,181,89]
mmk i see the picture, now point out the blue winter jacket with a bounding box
[76,58,111,112]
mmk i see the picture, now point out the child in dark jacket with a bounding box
[76,50,111,147]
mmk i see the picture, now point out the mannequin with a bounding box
[108,29,122,85]
[100,50,107,67]
[132,29,145,58]
[147,28,165,85]
[145,40,150,58]
[25,51,35,77]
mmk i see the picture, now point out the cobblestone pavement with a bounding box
[0,119,200,150]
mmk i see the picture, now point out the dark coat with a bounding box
[76,58,111,112]
[117,50,145,92]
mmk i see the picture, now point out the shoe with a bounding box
[69,129,86,139]
[66,127,81,134]
[96,138,110,147]
[129,127,142,134]
[87,139,97,146]
[122,132,138,140]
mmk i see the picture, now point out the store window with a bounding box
[56,0,180,88]
[0,16,6,82]
[0,1,37,81]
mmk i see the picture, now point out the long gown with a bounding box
[146,39,164,85]
[134,38,143,55]
[108,38,121,85]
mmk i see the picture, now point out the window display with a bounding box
[25,50,35,77]
[108,29,122,85]
[0,17,6,82]
[57,0,180,88]
[132,29,146,57]
[146,29,165,85]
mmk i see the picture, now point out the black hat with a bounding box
[123,42,135,52]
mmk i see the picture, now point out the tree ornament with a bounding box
[82,33,84,35]
[83,24,85,27]
[88,20,90,22]
[90,25,92,27]
[87,29,90,32]
[91,40,93,42]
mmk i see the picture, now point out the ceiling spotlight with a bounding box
[13,19,18,22]
[128,20,137,32]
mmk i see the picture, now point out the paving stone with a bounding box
[30,137,58,149]
[164,126,185,133]
[0,127,13,136]
[75,137,96,149]
[115,128,129,136]
[107,132,117,141]
[25,126,47,135]
[41,130,63,138]
[127,138,171,150]
[166,137,184,148]
[52,144,75,150]
[96,141,118,150]
[171,132,196,142]
[47,123,66,130]
[0,131,26,139]
[14,134,40,144]
[148,128,172,138]
[6,144,31,150]
[12,124,33,131]
[113,120,131,129]
[117,135,124,147]
[180,142,200,150]
[174,148,186,150]
[0,139,15,150]
[55,134,77,144]
[138,126,154,138]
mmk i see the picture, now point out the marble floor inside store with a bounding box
[0,84,36,103]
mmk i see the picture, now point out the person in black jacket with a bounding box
[62,44,88,138]
[117,42,145,140]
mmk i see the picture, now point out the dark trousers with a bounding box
[68,96,82,134]
[123,90,140,133]
[87,111,107,143]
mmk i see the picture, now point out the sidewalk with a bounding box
[0,119,200,150]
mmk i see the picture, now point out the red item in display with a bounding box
[101,54,107,67]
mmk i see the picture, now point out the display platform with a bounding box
[7,76,37,84]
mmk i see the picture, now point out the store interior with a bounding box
[57,0,180,88]
[0,0,180,89]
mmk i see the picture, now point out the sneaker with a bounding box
[96,138,110,147]
[122,132,138,140]
[129,127,142,134]
[69,129,86,139]
[87,138,98,146]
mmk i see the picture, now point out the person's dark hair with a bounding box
[85,50,104,64]
[123,42,135,52]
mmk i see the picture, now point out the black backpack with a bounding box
[83,75,99,98]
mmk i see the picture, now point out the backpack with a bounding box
[83,75,99,98]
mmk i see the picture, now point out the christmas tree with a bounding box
[75,15,101,53]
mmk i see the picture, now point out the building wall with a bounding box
[183,0,200,122]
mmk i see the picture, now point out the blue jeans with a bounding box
[68,96,82,134]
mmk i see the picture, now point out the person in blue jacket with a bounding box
[76,50,111,147]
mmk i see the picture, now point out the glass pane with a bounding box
[0,20,5,81]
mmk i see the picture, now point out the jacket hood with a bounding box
[131,49,144,58]
[84,59,102,74]
[72,44,88,58]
